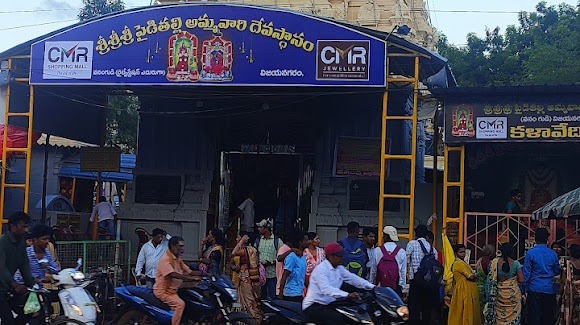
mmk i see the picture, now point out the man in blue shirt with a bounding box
[278,231,310,302]
[523,228,561,325]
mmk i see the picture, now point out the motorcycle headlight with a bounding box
[224,287,238,301]
[396,306,409,321]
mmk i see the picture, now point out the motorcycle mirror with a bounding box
[76,258,82,266]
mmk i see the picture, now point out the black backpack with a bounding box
[414,240,443,289]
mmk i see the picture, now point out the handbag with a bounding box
[24,292,41,314]
[245,247,262,284]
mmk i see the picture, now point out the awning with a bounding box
[532,187,580,220]
[58,154,135,183]
[0,125,41,160]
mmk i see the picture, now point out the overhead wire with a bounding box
[0,19,77,31]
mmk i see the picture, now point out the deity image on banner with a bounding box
[167,31,199,82]
[200,34,233,82]
[451,105,475,137]
[523,164,557,213]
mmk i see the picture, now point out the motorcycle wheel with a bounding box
[50,316,87,325]
[228,317,258,325]
[116,310,159,325]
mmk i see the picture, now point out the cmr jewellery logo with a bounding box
[43,41,94,80]
[316,40,370,81]
[476,117,507,139]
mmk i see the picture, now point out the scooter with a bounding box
[262,287,409,325]
[39,258,99,325]
[114,274,256,325]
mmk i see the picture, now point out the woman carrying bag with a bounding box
[232,231,263,323]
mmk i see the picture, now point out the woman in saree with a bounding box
[198,228,224,275]
[476,245,496,311]
[484,243,523,325]
[558,244,580,325]
[304,232,325,283]
[449,244,482,325]
[232,231,263,323]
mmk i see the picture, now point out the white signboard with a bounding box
[476,116,508,139]
[43,41,94,80]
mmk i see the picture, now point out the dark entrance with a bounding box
[229,153,299,237]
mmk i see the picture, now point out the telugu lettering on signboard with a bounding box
[445,100,580,142]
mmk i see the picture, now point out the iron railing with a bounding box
[55,240,131,284]
[464,212,535,265]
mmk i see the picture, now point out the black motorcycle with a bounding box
[115,275,256,325]
[262,287,409,325]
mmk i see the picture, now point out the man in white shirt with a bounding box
[89,196,117,236]
[405,224,439,325]
[237,192,255,232]
[369,226,407,296]
[135,228,170,288]
[303,242,375,325]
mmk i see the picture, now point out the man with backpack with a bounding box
[406,224,443,325]
[369,226,407,296]
[256,219,284,299]
[339,222,368,279]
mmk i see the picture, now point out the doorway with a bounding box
[223,153,300,239]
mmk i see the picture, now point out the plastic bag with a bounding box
[24,292,41,314]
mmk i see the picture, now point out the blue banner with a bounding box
[30,4,386,87]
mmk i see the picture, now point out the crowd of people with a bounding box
[2,208,579,325]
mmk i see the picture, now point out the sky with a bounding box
[0,0,578,53]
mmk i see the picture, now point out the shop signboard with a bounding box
[80,147,121,172]
[333,136,390,177]
[445,97,580,142]
[29,4,386,87]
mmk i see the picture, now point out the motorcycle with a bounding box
[38,257,99,325]
[261,287,409,325]
[85,265,116,324]
[114,274,256,325]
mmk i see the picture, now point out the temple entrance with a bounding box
[222,152,300,239]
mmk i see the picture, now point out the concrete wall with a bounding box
[119,109,217,261]
[119,171,212,261]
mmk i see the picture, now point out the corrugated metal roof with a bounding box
[58,154,135,182]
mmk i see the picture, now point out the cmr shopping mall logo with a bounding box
[476,116,507,139]
[316,40,370,81]
[43,41,94,80]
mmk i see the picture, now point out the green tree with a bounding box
[437,1,580,86]
[106,96,138,154]
[78,0,125,21]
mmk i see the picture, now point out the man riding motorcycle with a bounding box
[0,212,36,325]
[302,242,376,325]
[153,236,202,325]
